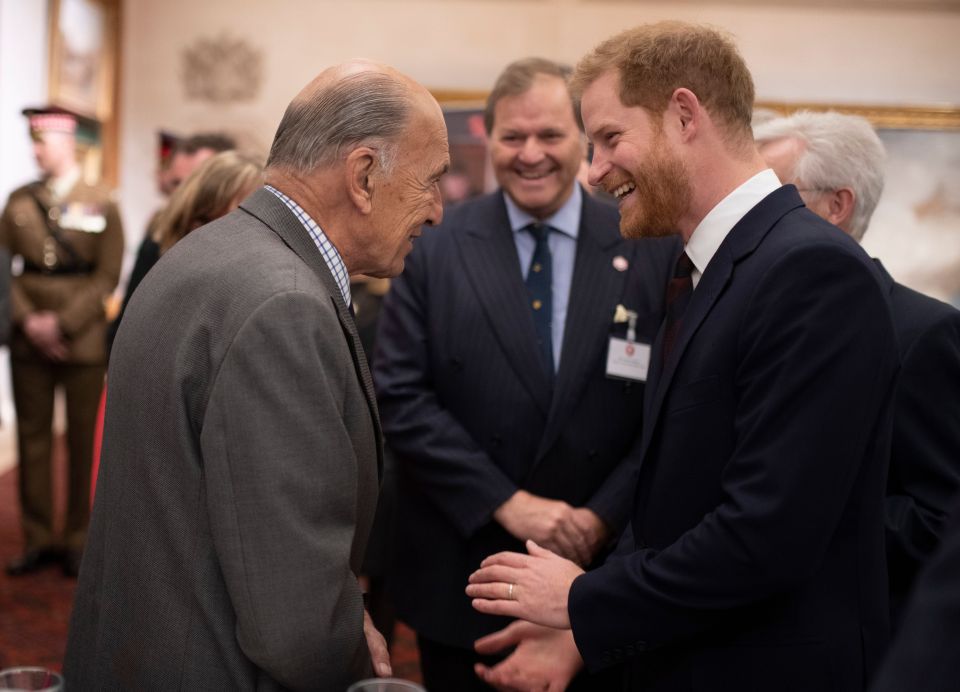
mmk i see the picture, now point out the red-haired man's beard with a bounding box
[618,144,691,240]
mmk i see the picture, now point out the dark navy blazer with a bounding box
[569,186,899,692]
[877,261,960,621]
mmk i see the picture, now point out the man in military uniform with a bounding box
[0,106,124,577]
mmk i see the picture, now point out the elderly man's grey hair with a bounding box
[266,71,412,174]
[754,111,886,240]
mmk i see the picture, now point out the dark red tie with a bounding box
[662,252,694,366]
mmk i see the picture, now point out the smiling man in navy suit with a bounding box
[374,57,675,690]
[469,23,899,692]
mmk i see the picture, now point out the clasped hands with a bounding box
[24,311,68,361]
[493,490,609,567]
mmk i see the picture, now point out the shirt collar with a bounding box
[46,166,81,202]
[685,169,781,287]
[504,184,582,239]
[264,185,352,306]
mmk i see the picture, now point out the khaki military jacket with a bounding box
[0,177,124,364]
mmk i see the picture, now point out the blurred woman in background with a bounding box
[152,150,263,255]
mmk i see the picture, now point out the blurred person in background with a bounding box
[151,150,264,255]
[755,110,960,625]
[0,105,124,578]
[106,131,236,354]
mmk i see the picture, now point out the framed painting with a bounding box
[758,102,960,306]
[48,0,121,186]
[432,90,492,205]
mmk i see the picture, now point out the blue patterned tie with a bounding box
[525,222,554,377]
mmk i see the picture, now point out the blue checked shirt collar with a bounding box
[265,185,351,306]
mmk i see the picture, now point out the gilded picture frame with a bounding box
[48,0,121,186]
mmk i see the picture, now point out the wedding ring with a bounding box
[508,583,515,600]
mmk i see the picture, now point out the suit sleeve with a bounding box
[57,197,124,337]
[201,291,370,691]
[374,241,518,539]
[885,311,960,574]
[569,245,897,668]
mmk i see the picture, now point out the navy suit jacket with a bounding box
[877,261,960,620]
[568,186,899,691]
[373,189,676,647]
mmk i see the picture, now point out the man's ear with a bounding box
[828,187,856,229]
[669,88,701,142]
[345,147,378,214]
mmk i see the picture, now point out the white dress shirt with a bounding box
[685,169,782,288]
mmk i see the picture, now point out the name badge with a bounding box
[606,337,650,382]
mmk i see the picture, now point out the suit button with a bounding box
[490,435,502,448]
[587,449,598,460]
[450,357,463,371]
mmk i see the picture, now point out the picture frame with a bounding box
[432,90,491,204]
[48,0,121,186]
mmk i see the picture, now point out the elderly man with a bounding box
[64,62,449,690]
[374,57,674,691]
[0,106,124,578]
[755,110,960,623]
[468,23,898,691]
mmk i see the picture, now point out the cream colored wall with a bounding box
[118,0,960,273]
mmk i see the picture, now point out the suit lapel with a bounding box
[240,187,384,477]
[639,185,804,460]
[535,195,629,461]
[457,194,552,416]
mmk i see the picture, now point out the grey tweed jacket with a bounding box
[64,188,382,691]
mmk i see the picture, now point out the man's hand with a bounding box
[493,491,604,566]
[23,311,68,361]
[569,507,610,563]
[363,609,392,677]
[474,621,584,691]
[467,540,583,628]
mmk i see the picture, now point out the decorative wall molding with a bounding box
[181,34,263,104]
[756,102,960,129]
